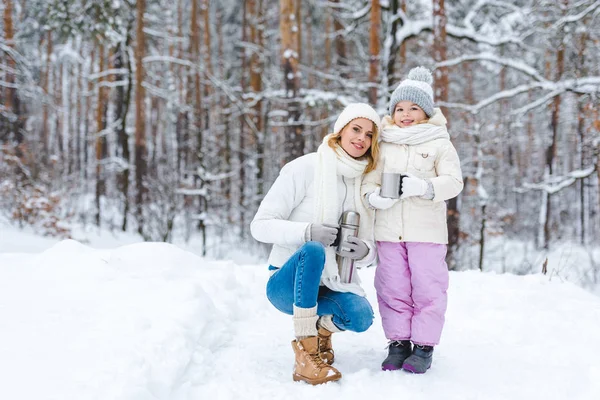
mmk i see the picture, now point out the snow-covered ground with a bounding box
[1,224,600,400]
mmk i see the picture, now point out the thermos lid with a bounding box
[340,210,360,226]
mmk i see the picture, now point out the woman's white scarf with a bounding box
[380,108,450,145]
[313,134,374,297]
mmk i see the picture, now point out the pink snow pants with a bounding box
[375,241,449,346]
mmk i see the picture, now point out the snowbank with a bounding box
[1,239,599,400]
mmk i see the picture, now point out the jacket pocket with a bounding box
[410,147,437,171]
[411,146,437,172]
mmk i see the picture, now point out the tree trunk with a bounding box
[238,0,248,238]
[3,0,15,120]
[250,0,264,199]
[385,0,399,88]
[84,49,94,183]
[114,32,133,231]
[197,0,213,254]
[191,0,202,162]
[295,0,302,66]
[55,58,63,162]
[202,0,213,126]
[543,33,565,250]
[279,0,303,161]
[432,0,449,119]
[176,0,187,174]
[330,0,347,79]
[578,97,586,244]
[479,204,486,271]
[95,41,107,227]
[368,0,381,105]
[433,0,458,269]
[577,27,587,244]
[324,7,332,73]
[216,4,232,223]
[306,3,315,90]
[42,31,52,164]
[135,0,148,237]
[3,0,23,153]
[398,1,406,69]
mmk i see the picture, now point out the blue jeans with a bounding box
[266,241,374,332]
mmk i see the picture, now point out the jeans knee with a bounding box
[346,299,374,333]
[301,241,326,265]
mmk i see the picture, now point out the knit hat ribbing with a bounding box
[388,66,435,117]
[333,103,381,135]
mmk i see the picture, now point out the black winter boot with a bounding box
[381,340,412,371]
[402,344,434,374]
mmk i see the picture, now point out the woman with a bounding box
[251,103,381,385]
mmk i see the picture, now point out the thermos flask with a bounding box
[335,210,360,284]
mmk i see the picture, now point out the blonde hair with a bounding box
[327,121,380,174]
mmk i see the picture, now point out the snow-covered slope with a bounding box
[1,239,599,400]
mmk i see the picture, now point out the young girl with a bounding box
[362,67,463,374]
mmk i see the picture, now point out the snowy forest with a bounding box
[1,0,599,275]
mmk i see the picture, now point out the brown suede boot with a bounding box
[291,336,342,385]
[318,327,335,365]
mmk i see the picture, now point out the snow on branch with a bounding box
[446,25,525,46]
[0,63,19,75]
[203,71,261,136]
[465,0,523,31]
[143,27,186,43]
[514,166,596,194]
[96,80,129,90]
[100,156,130,173]
[142,55,196,69]
[510,89,563,116]
[339,3,371,20]
[395,18,431,44]
[436,52,546,82]
[394,18,525,48]
[0,79,19,89]
[551,1,600,31]
[176,188,208,196]
[297,64,365,90]
[87,68,129,81]
[441,77,600,114]
[389,8,408,25]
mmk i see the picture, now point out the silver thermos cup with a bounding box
[335,210,360,283]
[380,172,403,198]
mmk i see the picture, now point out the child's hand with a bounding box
[368,187,399,210]
[400,173,428,199]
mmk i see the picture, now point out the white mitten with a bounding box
[368,187,399,210]
[400,173,428,199]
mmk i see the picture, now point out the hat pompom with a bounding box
[407,66,433,85]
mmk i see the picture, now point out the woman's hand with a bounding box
[336,236,369,260]
[309,223,339,246]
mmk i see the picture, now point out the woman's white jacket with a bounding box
[251,153,377,269]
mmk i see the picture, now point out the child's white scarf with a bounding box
[380,108,450,145]
[313,134,374,297]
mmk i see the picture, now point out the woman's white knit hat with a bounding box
[333,103,382,135]
[388,66,435,117]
